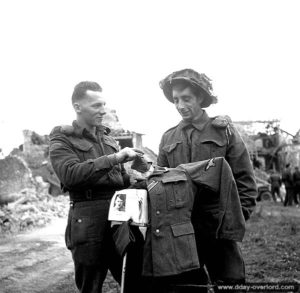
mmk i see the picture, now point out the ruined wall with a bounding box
[102,108,124,132]
[0,156,34,204]
[22,130,49,169]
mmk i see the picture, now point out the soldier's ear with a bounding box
[73,102,81,113]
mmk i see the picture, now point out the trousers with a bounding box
[66,199,144,293]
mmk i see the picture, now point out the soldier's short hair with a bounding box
[72,81,102,103]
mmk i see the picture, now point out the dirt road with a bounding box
[1,202,299,292]
[0,218,119,293]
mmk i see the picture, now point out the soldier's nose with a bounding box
[177,101,184,109]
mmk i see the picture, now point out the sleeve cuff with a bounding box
[107,154,119,166]
[93,154,118,171]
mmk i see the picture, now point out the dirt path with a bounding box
[0,218,75,293]
[1,202,299,293]
[0,218,119,293]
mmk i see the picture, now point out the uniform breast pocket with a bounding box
[196,138,227,158]
[162,141,183,167]
[162,172,189,211]
[72,140,95,161]
[211,141,226,157]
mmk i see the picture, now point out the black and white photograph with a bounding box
[108,189,148,225]
[113,194,127,212]
[0,1,300,292]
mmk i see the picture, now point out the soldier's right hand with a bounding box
[115,147,144,163]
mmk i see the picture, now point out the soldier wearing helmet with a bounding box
[151,69,257,290]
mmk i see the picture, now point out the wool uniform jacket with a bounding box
[157,111,257,222]
[142,157,245,277]
[49,121,130,265]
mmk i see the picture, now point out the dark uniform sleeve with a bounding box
[226,125,257,220]
[49,128,119,190]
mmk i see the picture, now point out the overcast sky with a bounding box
[0,0,299,155]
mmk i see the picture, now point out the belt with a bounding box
[69,189,116,202]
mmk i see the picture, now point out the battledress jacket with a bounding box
[49,121,130,265]
[49,121,130,196]
[157,111,257,222]
[143,157,245,277]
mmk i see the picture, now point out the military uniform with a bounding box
[157,111,257,285]
[269,172,282,202]
[49,121,141,293]
[143,157,246,279]
[150,68,258,291]
[282,167,295,206]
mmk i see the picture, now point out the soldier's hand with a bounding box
[115,147,144,163]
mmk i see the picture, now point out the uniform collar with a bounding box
[72,121,108,140]
[72,120,85,137]
[179,110,210,131]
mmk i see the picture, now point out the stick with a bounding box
[120,252,127,293]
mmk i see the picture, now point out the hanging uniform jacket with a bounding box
[157,111,257,222]
[142,157,245,277]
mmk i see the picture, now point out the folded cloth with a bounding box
[131,155,150,173]
[113,220,136,257]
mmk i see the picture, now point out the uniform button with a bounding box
[156,210,160,215]
[77,219,82,223]
[155,229,160,233]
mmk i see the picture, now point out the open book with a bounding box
[108,189,148,226]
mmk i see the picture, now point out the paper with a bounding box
[108,189,148,226]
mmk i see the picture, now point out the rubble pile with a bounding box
[0,185,68,235]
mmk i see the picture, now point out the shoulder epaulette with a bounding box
[212,115,232,128]
[50,125,74,137]
[104,126,111,135]
[212,115,233,145]
[99,125,111,135]
[50,126,62,136]
[60,125,75,135]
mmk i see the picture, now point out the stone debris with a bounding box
[0,186,68,235]
[0,155,34,204]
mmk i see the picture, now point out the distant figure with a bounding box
[282,164,294,206]
[113,194,126,212]
[292,166,300,206]
[268,170,283,202]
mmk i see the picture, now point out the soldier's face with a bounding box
[172,86,204,122]
[75,90,106,127]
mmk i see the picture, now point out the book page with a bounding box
[108,189,148,226]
